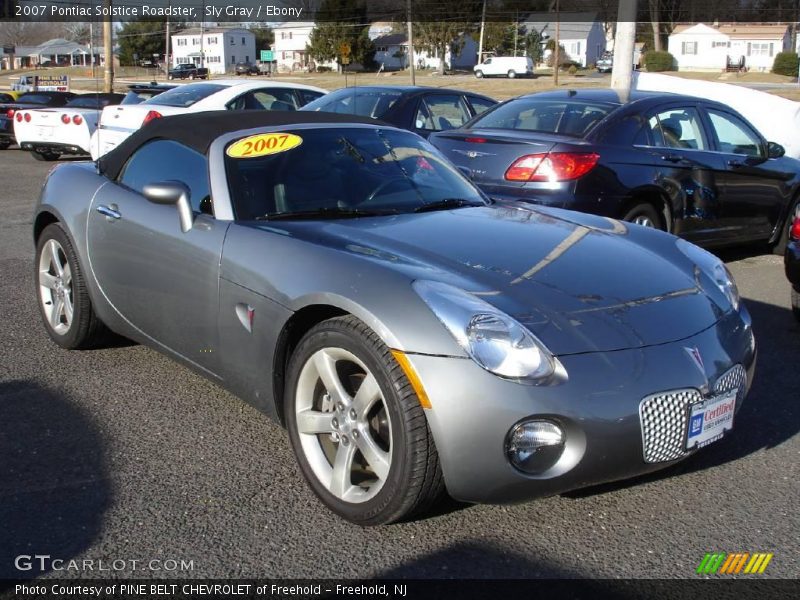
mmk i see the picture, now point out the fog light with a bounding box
[506,420,565,474]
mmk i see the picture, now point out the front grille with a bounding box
[639,365,746,463]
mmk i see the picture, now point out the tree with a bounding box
[117,20,167,67]
[307,0,374,70]
[649,0,663,52]
[247,25,274,54]
[413,0,482,76]
[62,23,91,44]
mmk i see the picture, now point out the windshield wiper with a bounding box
[256,207,398,221]
[413,198,483,213]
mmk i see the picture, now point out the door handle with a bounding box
[727,159,744,168]
[661,154,686,163]
[96,204,121,221]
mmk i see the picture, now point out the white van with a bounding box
[474,56,534,78]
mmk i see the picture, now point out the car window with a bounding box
[301,89,402,118]
[66,95,119,109]
[228,88,298,111]
[651,107,706,150]
[17,94,55,105]
[472,98,615,137]
[0,93,12,103]
[414,95,471,131]
[224,128,485,221]
[143,83,227,107]
[298,89,325,105]
[706,109,763,158]
[119,140,212,214]
[122,90,165,105]
[466,95,495,116]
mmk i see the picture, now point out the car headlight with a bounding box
[413,280,556,382]
[677,239,740,311]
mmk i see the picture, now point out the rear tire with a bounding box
[475,70,484,78]
[35,223,111,350]
[188,73,195,80]
[793,288,800,322]
[285,315,445,525]
[31,150,59,161]
[622,202,664,230]
[508,70,516,78]
[0,140,10,150]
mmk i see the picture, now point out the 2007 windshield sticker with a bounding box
[226,133,303,158]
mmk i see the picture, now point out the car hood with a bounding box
[261,205,729,355]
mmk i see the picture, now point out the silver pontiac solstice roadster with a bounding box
[34,111,756,525]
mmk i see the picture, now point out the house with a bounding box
[369,28,478,71]
[668,23,790,72]
[523,12,606,67]
[171,28,256,75]
[0,38,110,70]
[272,22,315,71]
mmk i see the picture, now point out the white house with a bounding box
[171,28,256,75]
[523,12,606,67]
[369,28,478,71]
[272,22,316,71]
[668,23,789,72]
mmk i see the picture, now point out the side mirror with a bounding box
[143,181,194,233]
[767,141,785,159]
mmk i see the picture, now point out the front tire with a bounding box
[285,315,444,525]
[35,223,110,349]
[168,74,174,80]
[508,70,516,78]
[475,70,484,78]
[622,202,664,230]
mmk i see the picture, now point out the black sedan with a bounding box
[785,210,800,320]
[0,91,76,149]
[300,85,496,138]
[430,89,800,250]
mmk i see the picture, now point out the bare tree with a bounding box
[649,0,662,52]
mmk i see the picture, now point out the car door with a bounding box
[86,139,229,375]
[637,104,727,244]
[700,105,791,241]
[412,93,473,138]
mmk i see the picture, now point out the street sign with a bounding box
[341,57,351,65]
[260,50,273,62]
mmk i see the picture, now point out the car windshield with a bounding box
[225,127,487,221]
[17,94,55,105]
[301,89,402,119]
[66,96,115,109]
[143,83,227,107]
[473,98,615,137]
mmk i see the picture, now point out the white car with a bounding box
[14,93,124,161]
[473,56,534,78]
[89,80,328,159]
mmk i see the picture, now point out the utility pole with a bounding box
[103,0,113,93]
[164,2,171,79]
[553,0,560,86]
[611,0,637,97]
[89,22,94,79]
[407,0,415,85]
[478,0,486,64]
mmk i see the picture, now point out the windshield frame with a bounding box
[209,123,489,222]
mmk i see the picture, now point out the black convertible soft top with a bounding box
[98,110,382,180]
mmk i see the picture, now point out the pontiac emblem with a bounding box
[684,346,705,375]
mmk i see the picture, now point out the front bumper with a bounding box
[406,306,756,504]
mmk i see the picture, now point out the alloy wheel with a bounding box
[38,239,73,335]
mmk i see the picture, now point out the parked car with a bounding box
[14,93,124,160]
[596,52,613,73]
[430,89,800,249]
[785,211,800,320]
[119,82,176,105]
[235,62,260,76]
[89,80,327,159]
[474,56,534,78]
[300,86,496,138]
[34,110,755,524]
[0,91,76,149]
[167,63,209,80]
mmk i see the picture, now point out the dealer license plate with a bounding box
[685,389,736,450]
[36,126,53,139]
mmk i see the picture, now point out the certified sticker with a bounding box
[226,133,303,158]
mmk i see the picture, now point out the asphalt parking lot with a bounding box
[0,148,797,580]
